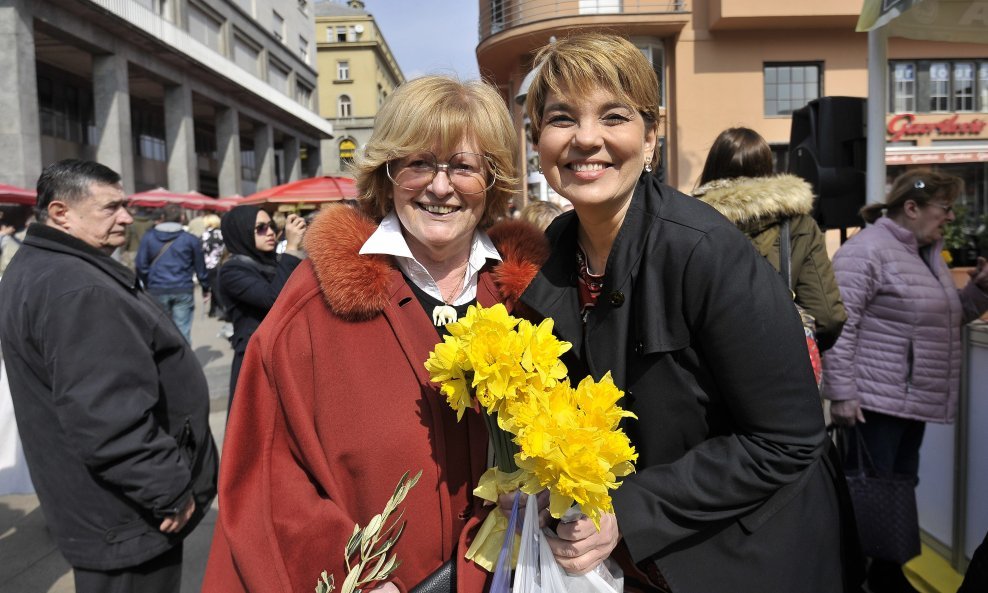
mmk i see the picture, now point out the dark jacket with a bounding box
[0,224,218,571]
[219,253,303,355]
[136,223,209,294]
[693,174,847,350]
[520,175,851,593]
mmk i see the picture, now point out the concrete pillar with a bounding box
[254,123,275,189]
[0,1,42,188]
[304,143,322,177]
[283,136,301,182]
[93,53,135,193]
[216,107,242,197]
[164,83,196,192]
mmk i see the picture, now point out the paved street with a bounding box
[0,293,231,593]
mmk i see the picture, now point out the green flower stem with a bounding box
[482,411,519,473]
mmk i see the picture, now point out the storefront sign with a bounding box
[886,150,988,164]
[886,113,987,142]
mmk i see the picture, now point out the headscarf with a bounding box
[221,205,278,267]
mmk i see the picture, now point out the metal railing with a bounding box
[480,0,688,39]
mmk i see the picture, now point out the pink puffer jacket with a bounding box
[822,217,988,423]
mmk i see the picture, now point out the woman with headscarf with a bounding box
[218,205,306,402]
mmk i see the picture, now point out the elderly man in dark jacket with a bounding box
[0,159,218,593]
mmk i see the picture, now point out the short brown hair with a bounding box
[524,33,660,166]
[860,169,963,224]
[353,75,518,228]
[699,127,774,186]
[519,200,563,232]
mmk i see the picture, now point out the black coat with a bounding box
[0,224,218,571]
[218,253,302,355]
[520,175,852,593]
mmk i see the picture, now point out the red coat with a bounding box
[202,205,548,593]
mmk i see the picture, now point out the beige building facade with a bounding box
[314,0,403,177]
[476,0,988,223]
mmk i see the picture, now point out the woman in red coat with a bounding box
[202,75,549,593]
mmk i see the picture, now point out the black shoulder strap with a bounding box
[151,239,177,268]
[779,218,792,292]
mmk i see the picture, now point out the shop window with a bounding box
[338,95,353,118]
[892,63,915,113]
[37,68,95,145]
[764,63,821,116]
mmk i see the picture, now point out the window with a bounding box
[337,60,350,80]
[980,63,988,113]
[579,0,621,14]
[336,26,347,42]
[268,60,289,94]
[338,94,352,118]
[233,34,260,75]
[637,42,665,108]
[272,10,285,41]
[954,62,975,111]
[296,81,313,108]
[188,3,223,53]
[892,63,915,113]
[132,99,167,162]
[347,26,359,42]
[299,35,309,64]
[890,59,988,113]
[297,0,308,15]
[764,63,821,116]
[490,0,504,34]
[339,137,356,169]
[929,62,950,111]
[37,67,94,145]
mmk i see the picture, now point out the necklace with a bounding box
[432,264,468,327]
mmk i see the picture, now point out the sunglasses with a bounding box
[254,222,278,235]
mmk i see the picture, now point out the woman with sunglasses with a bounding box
[217,205,306,403]
[203,75,548,593]
[825,169,988,593]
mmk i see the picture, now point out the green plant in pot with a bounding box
[943,202,987,268]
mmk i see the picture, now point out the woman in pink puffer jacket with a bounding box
[824,169,988,593]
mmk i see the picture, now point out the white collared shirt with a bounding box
[359,211,502,305]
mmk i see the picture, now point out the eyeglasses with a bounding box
[927,202,953,214]
[254,221,278,235]
[386,151,496,195]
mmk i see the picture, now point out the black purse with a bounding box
[410,560,455,593]
[842,426,921,564]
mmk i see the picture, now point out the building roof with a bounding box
[314,0,368,18]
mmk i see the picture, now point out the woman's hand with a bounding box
[158,496,196,534]
[969,256,988,293]
[497,489,550,529]
[830,399,865,426]
[545,512,620,575]
[284,213,307,251]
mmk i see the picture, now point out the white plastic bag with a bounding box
[511,493,542,593]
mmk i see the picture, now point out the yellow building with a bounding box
[476,0,988,223]
[314,0,404,176]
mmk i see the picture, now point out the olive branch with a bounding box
[315,470,422,593]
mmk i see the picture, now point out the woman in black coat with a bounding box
[219,205,305,403]
[517,33,860,593]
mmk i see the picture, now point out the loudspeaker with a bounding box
[788,97,867,229]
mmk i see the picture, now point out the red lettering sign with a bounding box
[887,113,988,142]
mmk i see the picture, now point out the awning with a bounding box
[239,176,358,207]
[0,183,36,206]
[128,188,227,211]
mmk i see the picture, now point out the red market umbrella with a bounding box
[128,188,225,211]
[212,195,245,212]
[240,176,357,206]
[0,183,36,206]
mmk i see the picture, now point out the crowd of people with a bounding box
[2,30,988,593]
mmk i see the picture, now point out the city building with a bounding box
[475,0,988,224]
[0,0,333,196]
[314,0,403,177]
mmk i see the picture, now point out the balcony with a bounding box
[479,0,688,41]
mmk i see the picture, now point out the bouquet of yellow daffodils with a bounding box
[424,304,637,571]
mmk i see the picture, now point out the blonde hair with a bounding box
[525,33,660,166]
[353,75,519,228]
[860,168,963,224]
[519,200,563,232]
[203,213,221,229]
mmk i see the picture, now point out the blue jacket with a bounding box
[136,223,208,294]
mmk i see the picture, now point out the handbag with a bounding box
[779,218,823,388]
[410,560,455,593]
[842,426,921,564]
